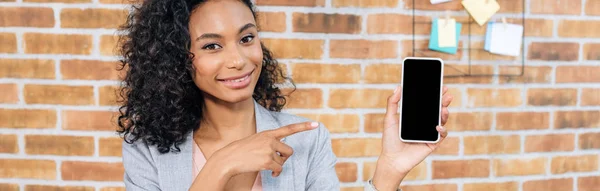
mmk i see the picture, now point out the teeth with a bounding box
[226,74,249,82]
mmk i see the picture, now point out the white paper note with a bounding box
[431,0,452,4]
[489,23,524,56]
[437,18,457,47]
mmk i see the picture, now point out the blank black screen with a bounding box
[400,59,442,142]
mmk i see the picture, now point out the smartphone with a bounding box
[399,57,444,143]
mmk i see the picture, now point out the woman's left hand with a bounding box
[371,85,453,190]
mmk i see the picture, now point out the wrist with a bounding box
[371,157,406,191]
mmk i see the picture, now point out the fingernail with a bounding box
[393,86,399,93]
[439,126,445,131]
[310,122,319,128]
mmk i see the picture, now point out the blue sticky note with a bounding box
[484,22,494,51]
[428,18,462,54]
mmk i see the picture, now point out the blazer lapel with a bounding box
[157,132,194,191]
[254,100,296,191]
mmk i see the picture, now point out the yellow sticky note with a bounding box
[437,18,456,47]
[462,0,500,26]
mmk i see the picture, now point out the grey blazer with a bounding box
[122,100,384,191]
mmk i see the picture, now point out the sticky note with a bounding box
[437,18,457,47]
[488,23,523,56]
[462,0,500,26]
[484,22,493,51]
[429,18,462,54]
[431,0,452,4]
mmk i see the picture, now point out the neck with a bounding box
[195,95,256,142]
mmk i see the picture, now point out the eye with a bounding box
[240,35,254,44]
[202,43,222,50]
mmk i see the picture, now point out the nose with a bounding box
[225,46,245,70]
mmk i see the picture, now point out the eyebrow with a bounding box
[195,23,256,41]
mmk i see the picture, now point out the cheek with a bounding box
[191,56,220,82]
[247,43,263,65]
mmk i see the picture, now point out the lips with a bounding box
[217,69,255,81]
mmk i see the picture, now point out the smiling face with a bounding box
[188,0,263,104]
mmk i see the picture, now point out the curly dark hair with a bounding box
[115,0,294,154]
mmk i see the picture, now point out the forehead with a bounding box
[189,0,256,35]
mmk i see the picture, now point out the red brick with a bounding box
[443,65,494,84]
[61,161,124,181]
[585,0,600,15]
[531,0,582,15]
[493,158,547,176]
[367,14,430,34]
[335,162,357,182]
[363,113,388,133]
[497,0,524,13]
[99,187,125,191]
[579,176,600,191]
[525,134,575,152]
[255,0,325,6]
[364,161,427,181]
[551,155,598,174]
[464,135,520,155]
[0,184,18,191]
[25,135,94,156]
[99,137,123,156]
[24,85,94,105]
[432,137,459,155]
[556,66,600,83]
[400,184,457,191]
[296,114,359,133]
[99,85,121,106]
[24,33,92,55]
[526,88,578,106]
[0,7,54,27]
[558,20,600,38]
[330,40,397,59]
[61,60,121,80]
[583,43,600,60]
[523,178,573,191]
[292,13,361,34]
[262,39,323,59]
[554,111,600,129]
[100,35,120,56]
[0,134,18,153]
[282,88,323,108]
[331,138,380,157]
[432,159,490,179]
[364,64,402,83]
[528,42,579,61]
[464,182,519,191]
[466,88,522,107]
[0,109,56,129]
[334,0,398,7]
[61,8,127,28]
[579,132,600,150]
[328,89,391,108]
[24,0,89,2]
[62,110,118,131]
[499,66,553,84]
[0,59,55,79]
[496,112,550,130]
[403,0,463,10]
[257,12,286,32]
[445,112,493,131]
[25,185,94,191]
[0,33,16,53]
[0,159,56,179]
[291,63,360,83]
[0,84,18,103]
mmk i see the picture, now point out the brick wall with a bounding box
[1,0,599,191]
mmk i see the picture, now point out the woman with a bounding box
[116,0,453,190]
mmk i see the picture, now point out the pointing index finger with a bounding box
[270,121,319,139]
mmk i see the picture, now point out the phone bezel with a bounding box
[398,57,444,144]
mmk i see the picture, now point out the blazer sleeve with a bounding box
[304,124,341,191]
[122,139,161,191]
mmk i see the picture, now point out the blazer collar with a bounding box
[156,99,296,191]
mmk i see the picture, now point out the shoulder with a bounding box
[121,136,160,167]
